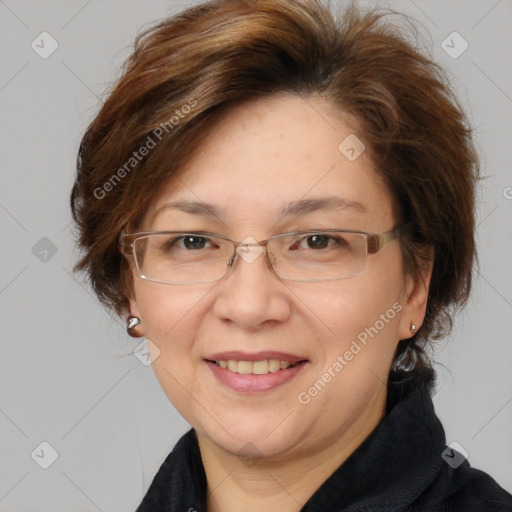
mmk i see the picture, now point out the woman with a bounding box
[70,0,512,510]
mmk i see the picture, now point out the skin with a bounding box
[128,93,432,512]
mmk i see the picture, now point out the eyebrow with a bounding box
[153,196,367,220]
[280,197,367,216]
[154,199,223,219]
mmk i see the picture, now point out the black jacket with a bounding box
[136,369,512,511]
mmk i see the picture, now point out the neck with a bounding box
[197,385,387,512]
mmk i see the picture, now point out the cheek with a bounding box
[295,278,404,414]
[296,274,403,342]
[133,282,216,422]
[134,281,206,337]
[298,267,406,379]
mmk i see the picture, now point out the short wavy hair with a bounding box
[70,0,479,375]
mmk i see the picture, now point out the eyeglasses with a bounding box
[119,226,405,285]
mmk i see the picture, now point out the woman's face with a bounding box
[129,93,428,461]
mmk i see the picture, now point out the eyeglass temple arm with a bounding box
[367,226,404,254]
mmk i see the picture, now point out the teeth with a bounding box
[268,359,281,372]
[215,359,297,374]
[237,361,253,374]
[252,360,268,374]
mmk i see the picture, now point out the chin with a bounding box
[199,416,303,459]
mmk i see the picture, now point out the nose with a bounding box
[212,239,291,329]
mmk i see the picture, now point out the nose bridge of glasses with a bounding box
[230,236,269,267]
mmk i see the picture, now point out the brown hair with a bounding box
[70,0,479,374]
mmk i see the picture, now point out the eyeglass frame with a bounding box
[119,225,407,285]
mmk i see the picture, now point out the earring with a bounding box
[410,323,417,335]
[127,315,142,337]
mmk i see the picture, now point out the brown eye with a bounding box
[293,233,346,250]
[182,235,208,250]
[305,234,331,249]
[163,235,212,251]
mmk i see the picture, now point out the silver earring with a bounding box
[127,315,142,337]
[410,323,416,334]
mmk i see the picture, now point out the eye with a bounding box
[183,235,209,250]
[294,233,347,250]
[165,235,214,250]
[304,234,331,249]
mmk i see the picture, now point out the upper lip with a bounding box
[205,351,308,364]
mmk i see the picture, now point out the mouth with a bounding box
[204,354,310,393]
[205,358,309,375]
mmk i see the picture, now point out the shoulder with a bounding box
[415,459,512,511]
[386,370,511,511]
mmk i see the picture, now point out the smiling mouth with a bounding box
[206,359,308,375]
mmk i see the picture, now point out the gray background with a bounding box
[0,0,511,510]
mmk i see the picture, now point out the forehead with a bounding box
[144,93,395,230]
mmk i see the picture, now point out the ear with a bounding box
[398,250,434,340]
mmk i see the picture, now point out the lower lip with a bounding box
[205,360,308,393]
